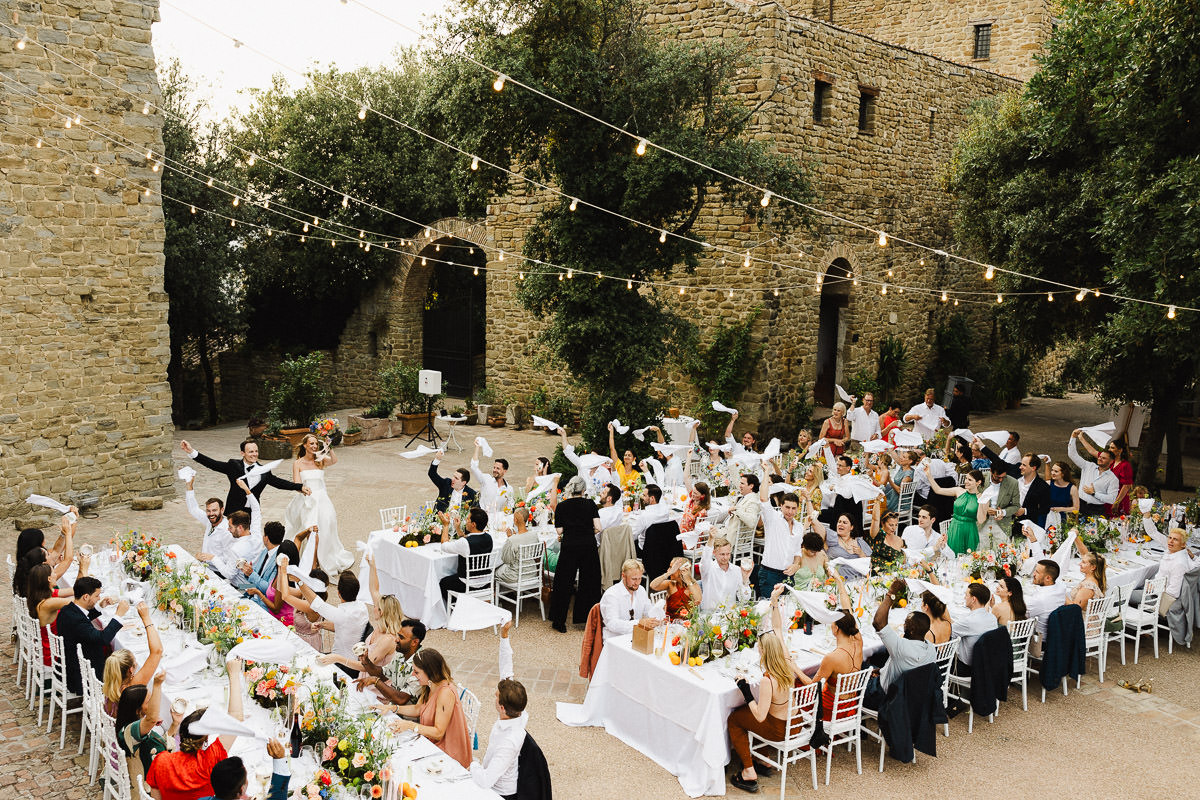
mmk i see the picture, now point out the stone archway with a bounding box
[333,217,493,403]
[814,254,854,406]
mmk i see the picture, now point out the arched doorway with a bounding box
[814,258,852,406]
[421,240,487,396]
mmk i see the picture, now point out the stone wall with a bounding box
[0,0,174,523]
[799,0,1053,81]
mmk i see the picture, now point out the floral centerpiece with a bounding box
[1074,516,1122,553]
[299,677,352,749]
[695,457,733,498]
[113,530,169,581]
[153,560,211,624]
[393,502,438,547]
[962,544,1021,580]
[197,600,265,656]
[246,661,301,709]
[319,716,392,797]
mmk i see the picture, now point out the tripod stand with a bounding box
[406,396,442,448]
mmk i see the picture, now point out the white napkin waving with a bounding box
[641,458,666,487]
[768,482,800,495]
[906,578,952,605]
[475,437,494,458]
[578,452,611,471]
[834,384,854,404]
[829,556,870,576]
[1081,422,1116,447]
[187,705,258,739]
[711,401,738,415]
[526,473,560,501]
[531,415,561,432]
[761,438,781,459]
[163,645,213,684]
[893,429,923,447]
[978,430,1009,444]
[844,476,884,502]
[632,426,651,442]
[860,439,892,453]
[651,442,692,459]
[913,420,936,441]
[177,466,197,482]
[705,440,733,453]
[787,588,846,624]
[805,438,827,459]
[26,493,71,514]
[246,459,283,477]
[447,593,512,632]
[952,428,974,440]
[1051,530,1077,572]
[401,444,438,459]
[225,637,298,665]
[609,419,630,435]
[287,565,326,592]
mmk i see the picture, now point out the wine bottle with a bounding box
[289,712,302,758]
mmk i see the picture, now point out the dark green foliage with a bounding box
[681,309,765,442]
[266,352,332,429]
[874,335,908,405]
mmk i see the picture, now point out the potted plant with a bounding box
[247,416,268,440]
[473,387,497,426]
[342,424,363,446]
[265,352,332,447]
[380,361,437,436]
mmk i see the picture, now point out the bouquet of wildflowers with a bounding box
[245,661,301,709]
[319,715,392,797]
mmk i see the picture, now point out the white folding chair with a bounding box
[448,551,498,640]
[458,684,480,751]
[76,643,99,759]
[932,637,960,737]
[7,555,19,663]
[731,524,755,566]
[378,505,407,530]
[896,482,917,527]
[749,681,820,798]
[818,667,872,784]
[649,590,666,606]
[99,714,132,800]
[1006,618,1036,711]
[495,540,547,626]
[1122,576,1166,663]
[136,775,155,800]
[46,628,85,748]
[1082,593,1114,684]
[1104,583,1131,664]
[85,671,106,784]
[681,523,710,568]
[16,610,49,717]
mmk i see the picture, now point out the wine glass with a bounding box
[711,637,725,659]
[696,641,710,664]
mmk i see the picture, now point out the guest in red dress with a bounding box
[649,557,701,620]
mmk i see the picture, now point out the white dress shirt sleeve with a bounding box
[1142,517,1167,545]
[1067,438,1089,473]
[443,537,472,557]
[563,444,582,470]
[1090,471,1118,505]
[469,718,525,794]
[244,491,263,539]
[185,490,208,527]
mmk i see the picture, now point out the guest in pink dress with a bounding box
[386,649,472,768]
[246,541,300,627]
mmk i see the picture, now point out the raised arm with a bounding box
[923,464,957,497]
[129,603,163,686]
[651,425,665,445]
[608,423,620,464]
[724,410,738,443]
[182,441,228,475]
[1067,433,1089,471]
[49,519,75,584]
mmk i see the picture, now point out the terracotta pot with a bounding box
[349,414,392,441]
[489,418,506,428]
[280,427,310,447]
[397,412,427,435]
[668,406,680,418]
[247,422,268,439]
[342,431,362,446]
[256,437,293,461]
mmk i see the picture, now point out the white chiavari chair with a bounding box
[818,667,872,784]
[748,681,821,798]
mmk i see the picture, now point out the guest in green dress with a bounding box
[924,467,989,554]
[793,532,831,589]
[864,509,908,574]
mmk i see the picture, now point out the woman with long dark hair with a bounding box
[992,576,1027,625]
[386,648,472,768]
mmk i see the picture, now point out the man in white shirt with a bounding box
[698,535,751,610]
[599,559,663,642]
[723,409,759,456]
[952,583,999,668]
[846,393,881,445]
[559,428,613,489]
[903,388,948,438]
[998,431,1022,465]
[629,484,670,551]
[186,477,236,571]
[1025,560,1066,653]
[1067,430,1118,518]
[470,621,527,797]
[756,461,805,598]
[1135,526,1197,616]
[470,440,512,515]
[597,483,625,532]
[304,572,370,673]
[902,505,952,560]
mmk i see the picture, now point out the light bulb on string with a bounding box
[880,284,888,296]
[1076,290,1086,301]
[985,266,994,280]
[358,106,367,120]
[1168,305,1177,319]
[232,196,239,207]
[567,269,573,279]
[558,272,564,282]
[469,247,475,254]
[1093,288,1101,298]
[680,287,686,295]
[627,280,633,290]
[342,194,349,207]
[190,206,196,214]
[635,138,647,156]
[152,162,160,172]
[247,154,256,166]
[493,74,506,92]
[877,231,887,247]
[364,243,370,252]
[207,177,214,187]
[267,229,273,237]
[435,244,441,252]
[74,115,80,124]
[760,191,771,208]
[358,230,365,238]
[498,251,505,261]
[898,287,904,294]
[659,230,667,244]
[852,276,859,286]
[92,166,100,175]
[920,258,925,266]
[743,252,751,268]
[569,198,578,212]
[996,293,1003,303]
[16,37,26,50]
[421,257,427,266]
[473,267,480,276]
[64,117,71,129]
[518,271,525,280]
[230,219,235,227]
[330,239,336,247]
[303,222,309,232]
[35,138,42,148]
[1047,292,1054,302]
[146,150,153,160]
[887,269,893,278]
[773,288,779,297]
[470,156,479,171]
[313,216,319,225]
[142,102,150,114]
[143,187,150,197]
[941,290,948,302]
[953,299,959,306]
[425,227,431,238]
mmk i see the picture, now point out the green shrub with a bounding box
[265,352,331,429]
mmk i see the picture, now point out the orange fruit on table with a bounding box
[669,652,681,665]
[402,783,418,799]
[898,598,907,608]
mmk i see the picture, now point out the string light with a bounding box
[558,272,564,281]
[64,117,71,128]
[300,235,306,243]
[143,186,150,197]
[680,286,686,295]
[92,166,100,175]
[424,227,431,238]
[743,252,751,268]
[760,191,771,208]
[247,153,256,166]
[152,161,160,172]
[772,288,779,296]
[303,222,309,232]
[421,257,427,266]
[16,37,26,50]
[919,258,925,266]
[435,244,441,252]
[728,290,735,299]
[1168,305,1177,319]
[941,290,948,302]
[635,138,647,156]
[35,138,42,148]
[470,156,479,170]
[313,216,320,225]
[567,269,573,279]
[985,266,994,280]
[996,293,1003,303]
[518,271,525,280]
[880,284,888,295]
[1047,292,1054,302]
[493,73,506,92]
[1093,288,1101,298]
[627,280,633,290]
[498,250,505,261]
[263,199,269,209]
[358,230,365,238]
[659,229,667,244]
[74,115,80,124]
[342,194,349,207]
[954,299,959,306]
[230,219,235,226]
[358,106,367,120]
[473,266,480,276]
[1076,290,1086,301]
[886,269,893,278]
[232,196,239,207]
[569,198,578,212]
[142,101,150,114]
[877,231,887,247]
[190,205,196,214]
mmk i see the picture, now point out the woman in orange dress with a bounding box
[387,649,472,768]
[649,557,701,620]
[820,403,851,456]
[680,480,711,534]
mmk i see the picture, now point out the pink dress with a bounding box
[293,612,323,651]
[265,585,294,627]
[421,683,472,768]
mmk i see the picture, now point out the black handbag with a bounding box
[809,682,830,749]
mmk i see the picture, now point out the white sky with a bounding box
[154,0,450,121]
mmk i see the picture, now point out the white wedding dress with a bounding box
[284,469,354,574]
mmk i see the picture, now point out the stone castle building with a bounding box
[220,0,1033,431]
[1,0,173,523]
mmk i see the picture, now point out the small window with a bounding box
[813,80,832,124]
[973,23,992,60]
[928,109,936,138]
[857,88,877,134]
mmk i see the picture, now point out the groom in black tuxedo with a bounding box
[181,438,309,516]
[428,451,477,512]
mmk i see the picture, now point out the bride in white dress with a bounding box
[284,433,354,574]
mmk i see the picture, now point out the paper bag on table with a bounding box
[632,623,656,655]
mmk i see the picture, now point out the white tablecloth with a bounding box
[557,626,883,797]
